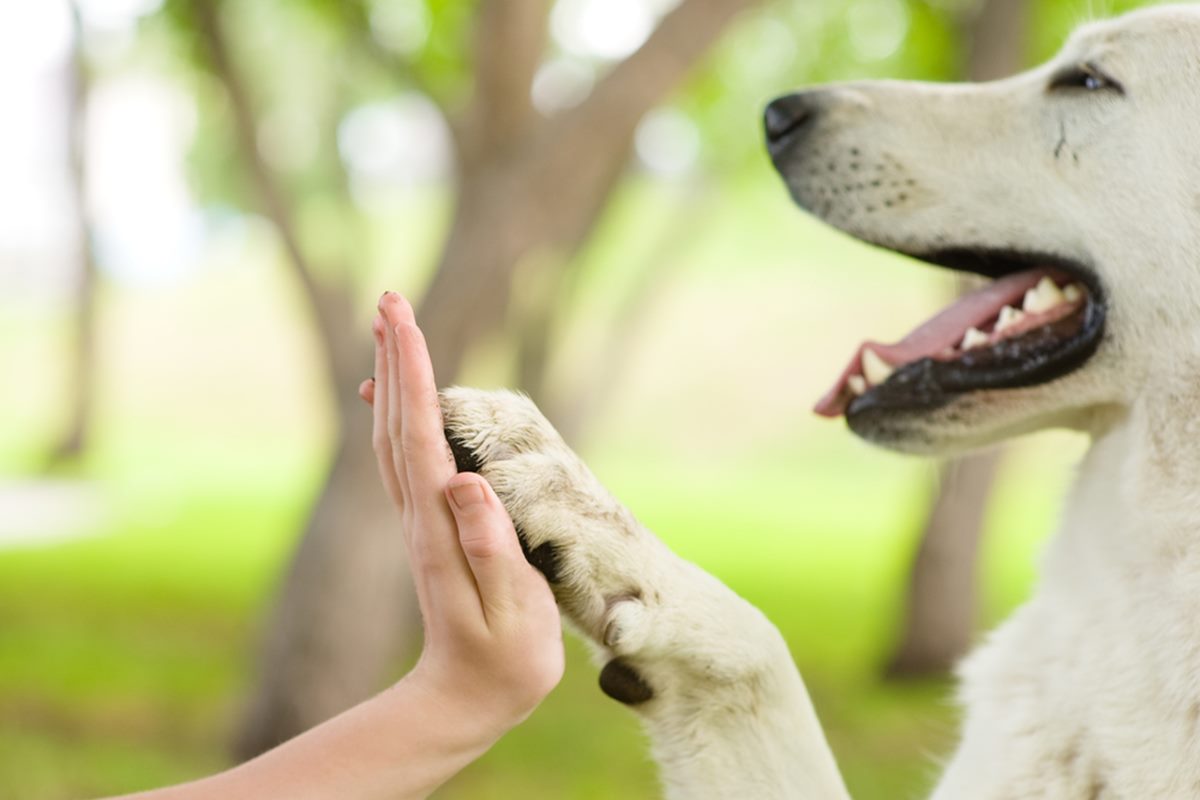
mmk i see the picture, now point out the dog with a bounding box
[440,5,1200,797]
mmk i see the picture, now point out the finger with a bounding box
[393,321,472,588]
[378,295,480,625]
[359,378,375,405]
[379,290,416,325]
[445,474,528,618]
[370,313,403,507]
[381,294,418,505]
[394,321,457,496]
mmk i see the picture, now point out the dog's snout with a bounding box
[764,93,819,148]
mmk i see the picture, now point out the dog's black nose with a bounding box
[764,93,817,147]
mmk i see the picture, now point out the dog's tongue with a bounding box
[814,269,1051,418]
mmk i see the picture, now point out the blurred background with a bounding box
[0,0,1158,797]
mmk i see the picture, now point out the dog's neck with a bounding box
[1047,386,1200,588]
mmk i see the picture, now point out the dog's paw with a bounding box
[440,387,790,709]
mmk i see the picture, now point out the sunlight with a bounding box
[635,108,700,177]
[88,75,203,283]
[337,93,451,200]
[368,0,431,55]
[0,3,72,73]
[532,57,595,113]
[76,0,163,29]
[847,0,910,62]
[551,0,654,60]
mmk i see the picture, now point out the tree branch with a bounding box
[543,180,716,444]
[459,0,551,164]
[963,0,1030,81]
[364,39,437,101]
[47,0,98,464]
[338,0,440,104]
[192,0,355,383]
[416,0,761,382]
[553,0,761,147]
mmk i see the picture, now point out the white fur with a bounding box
[441,388,850,799]
[441,6,1200,797]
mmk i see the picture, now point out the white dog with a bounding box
[441,6,1200,797]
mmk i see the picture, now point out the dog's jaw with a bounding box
[770,88,1121,441]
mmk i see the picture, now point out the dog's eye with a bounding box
[1048,63,1123,95]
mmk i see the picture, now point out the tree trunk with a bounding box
[232,308,418,760]
[886,0,1029,677]
[418,0,761,380]
[226,0,761,756]
[418,139,632,382]
[234,400,416,758]
[887,450,1001,675]
[960,0,1030,83]
[186,0,421,759]
[48,2,97,466]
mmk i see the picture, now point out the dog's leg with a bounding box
[441,387,851,800]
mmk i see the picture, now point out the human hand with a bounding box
[359,292,564,740]
[101,295,563,800]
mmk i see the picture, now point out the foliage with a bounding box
[0,0,1161,796]
[139,0,969,215]
[0,177,1087,798]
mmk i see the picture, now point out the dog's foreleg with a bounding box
[625,565,852,799]
[441,388,851,799]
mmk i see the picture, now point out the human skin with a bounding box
[111,292,563,800]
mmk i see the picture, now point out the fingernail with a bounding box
[448,480,487,509]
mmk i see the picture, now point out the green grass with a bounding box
[0,446,952,799]
[0,182,1090,798]
[0,425,1082,799]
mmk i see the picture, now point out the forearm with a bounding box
[645,663,851,800]
[114,677,501,800]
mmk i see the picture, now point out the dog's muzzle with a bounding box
[763,91,822,157]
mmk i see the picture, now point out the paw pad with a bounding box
[599,658,654,706]
[520,539,562,584]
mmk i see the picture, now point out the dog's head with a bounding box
[769,4,1200,456]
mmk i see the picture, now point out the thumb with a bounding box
[445,474,525,610]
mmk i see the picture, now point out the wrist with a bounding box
[395,664,526,750]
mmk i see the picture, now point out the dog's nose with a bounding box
[763,93,818,147]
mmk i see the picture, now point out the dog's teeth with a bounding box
[848,375,867,396]
[995,305,1025,333]
[1063,283,1084,303]
[961,327,990,350]
[1023,276,1066,314]
[861,348,894,385]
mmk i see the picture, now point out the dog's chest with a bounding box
[942,432,1200,799]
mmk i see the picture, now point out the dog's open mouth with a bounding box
[816,250,1106,419]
